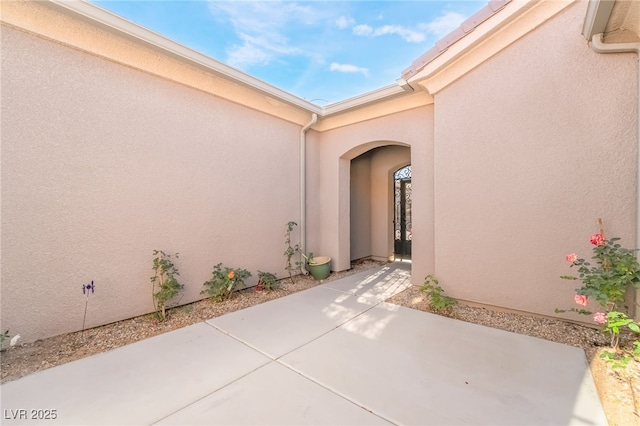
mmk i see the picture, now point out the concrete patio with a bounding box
[0,263,607,425]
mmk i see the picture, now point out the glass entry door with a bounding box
[394,165,411,261]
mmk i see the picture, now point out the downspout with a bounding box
[300,113,318,261]
[590,33,640,316]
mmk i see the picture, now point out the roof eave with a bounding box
[322,79,414,116]
[402,0,511,81]
[404,0,575,95]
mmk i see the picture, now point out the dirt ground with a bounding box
[1,260,638,425]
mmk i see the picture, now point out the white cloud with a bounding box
[227,41,272,68]
[207,1,316,68]
[329,62,369,77]
[374,25,425,43]
[336,16,355,29]
[352,24,373,37]
[352,23,424,43]
[421,11,467,38]
[351,10,468,44]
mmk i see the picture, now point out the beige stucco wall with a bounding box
[307,106,434,279]
[1,25,302,342]
[432,1,638,319]
[350,152,372,260]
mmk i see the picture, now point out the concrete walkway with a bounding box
[1,263,607,425]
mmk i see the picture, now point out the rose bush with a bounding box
[561,231,640,312]
[574,294,588,307]
[559,223,640,367]
[593,312,607,325]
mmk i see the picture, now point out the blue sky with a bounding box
[91,1,486,104]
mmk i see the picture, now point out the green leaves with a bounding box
[563,237,640,311]
[560,230,640,369]
[420,275,457,313]
[600,350,632,369]
[0,330,9,350]
[257,271,279,291]
[554,307,591,315]
[284,221,303,283]
[201,263,252,302]
[150,250,184,321]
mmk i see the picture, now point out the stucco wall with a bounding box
[433,1,638,319]
[307,106,434,277]
[1,26,301,342]
[350,152,372,260]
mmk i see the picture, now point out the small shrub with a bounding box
[420,275,457,313]
[1,330,20,351]
[150,250,184,321]
[0,330,9,351]
[257,271,279,291]
[284,221,303,283]
[202,263,251,301]
[559,219,640,369]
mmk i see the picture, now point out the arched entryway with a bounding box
[348,144,411,264]
[305,107,433,279]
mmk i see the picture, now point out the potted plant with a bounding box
[300,252,332,281]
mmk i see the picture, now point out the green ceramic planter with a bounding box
[308,256,331,280]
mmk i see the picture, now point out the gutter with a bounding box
[589,33,640,316]
[300,113,318,261]
[322,80,413,116]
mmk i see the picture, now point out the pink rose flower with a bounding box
[590,233,605,246]
[565,253,577,263]
[574,294,588,306]
[593,312,607,324]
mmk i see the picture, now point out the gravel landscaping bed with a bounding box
[1,260,638,425]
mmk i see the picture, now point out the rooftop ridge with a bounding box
[402,0,511,80]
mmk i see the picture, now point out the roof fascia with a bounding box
[582,0,616,40]
[402,0,511,80]
[322,80,414,117]
[406,0,575,95]
[316,91,433,132]
[46,0,324,115]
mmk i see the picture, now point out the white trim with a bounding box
[323,83,413,116]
